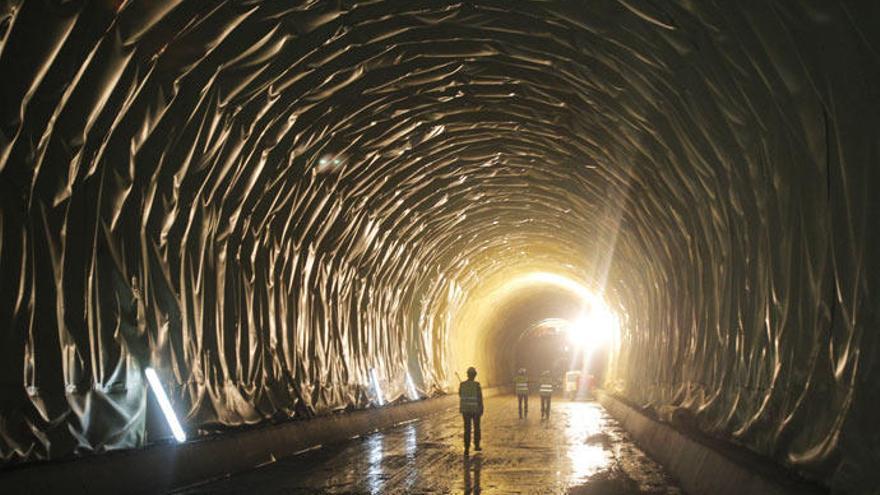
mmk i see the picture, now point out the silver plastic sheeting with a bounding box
[0,1,877,493]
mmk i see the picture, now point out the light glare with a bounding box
[144,367,187,443]
[405,371,419,400]
[370,368,385,406]
[566,403,610,481]
[567,304,618,351]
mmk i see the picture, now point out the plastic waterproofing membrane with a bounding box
[0,1,877,492]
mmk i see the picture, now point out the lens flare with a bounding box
[370,368,385,406]
[567,304,618,352]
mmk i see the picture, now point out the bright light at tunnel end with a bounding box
[567,304,618,352]
[144,367,187,443]
[511,272,620,352]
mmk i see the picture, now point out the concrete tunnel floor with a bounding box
[175,396,683,494]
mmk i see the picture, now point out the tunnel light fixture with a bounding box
[370,368,385,406]
[144,367,187,443]
[405,371,419,400]
[317,154,345,173]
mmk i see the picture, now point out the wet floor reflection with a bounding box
[568,444,610,483]
[176,397,681,495]
[565,402,611,483]
[463,455,482,494]
[404,423,417,458]
[365,433,384,494]
[402,424,419,490]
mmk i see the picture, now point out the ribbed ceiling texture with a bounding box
[0,1,877,492]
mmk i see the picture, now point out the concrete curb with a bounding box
[1,388,502,495]
[598,392,828,495]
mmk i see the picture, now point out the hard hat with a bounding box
[542,370,550,375]
[519,368,526,374]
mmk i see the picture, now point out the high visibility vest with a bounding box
[540,380,553,396]
[460,380,481,414]
[514,375,529,395]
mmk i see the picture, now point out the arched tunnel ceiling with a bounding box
[0,0,878,491]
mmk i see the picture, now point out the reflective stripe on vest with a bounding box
[514,375,529,394]
[460,381,480,413]
[540,382,553,395]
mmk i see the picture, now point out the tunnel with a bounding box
[0,1,878,494]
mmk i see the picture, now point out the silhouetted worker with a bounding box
[540,370,553,419]
[459,366,483,456]
[515,367,529,418]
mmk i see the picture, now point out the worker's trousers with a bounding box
[517,394,528,418]
[463,413,481,450]
[541,395,551,419]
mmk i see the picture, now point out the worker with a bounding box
[514,367,529,418]
[459,366,483,456]
[540,370,553,419]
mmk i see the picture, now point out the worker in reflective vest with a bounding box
[514,368,529,418]
[459,366,483,456]
[540,370,553,420]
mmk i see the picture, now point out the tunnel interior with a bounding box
[494,287,583,384]
[1,1,878,492]
[451,273,596,385]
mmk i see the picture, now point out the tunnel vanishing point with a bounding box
[0,1,878,494]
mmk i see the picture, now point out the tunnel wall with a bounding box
[598,392,827,495]
[0,2,878,493]
[0,0,461,464]
[597,4,880,492]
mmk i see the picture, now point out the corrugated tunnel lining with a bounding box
[0,1,877,492]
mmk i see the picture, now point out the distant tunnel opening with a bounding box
[512,325,610,392]
[447,272,617,389]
